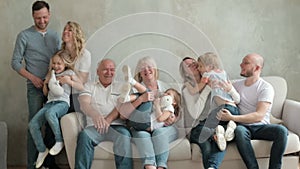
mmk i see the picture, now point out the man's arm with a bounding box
[79,94,109,134]
[220,101,270,124]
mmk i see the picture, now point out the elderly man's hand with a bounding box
[92,114,109,134]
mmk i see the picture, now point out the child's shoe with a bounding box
[49,142,64,155]
[225,120,237,141]
[36,149,49,168]
[215,125,226,151]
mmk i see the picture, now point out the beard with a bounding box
[240,69,253,77]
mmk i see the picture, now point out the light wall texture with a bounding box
[0,0,299,166]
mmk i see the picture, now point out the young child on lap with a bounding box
[28,51,84,168]
[186,52,240,151]
[119,65,181,132]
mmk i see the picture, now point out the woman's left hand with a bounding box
[56,75,71,85]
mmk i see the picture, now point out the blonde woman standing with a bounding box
[61,21,91,112]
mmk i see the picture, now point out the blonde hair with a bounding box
[134,56,159,82]
[198,52,223,70]
[48,50,74,72]
[61,21,85,64]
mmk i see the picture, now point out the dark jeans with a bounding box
[127,101,152,131]
[127,91,152,131]
[190,121,226,169]
[198,104,240,143]
[235,124,288,169]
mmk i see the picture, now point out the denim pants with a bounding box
[190,121,226,169]
[29,100,69,152]
[27,84,56,169]
[235,124,288,169]
[132,126,178,168]
[128,91,152,131]
[75,125,133,169]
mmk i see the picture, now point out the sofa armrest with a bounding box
[61,112,85,169]
[282,99,300,137]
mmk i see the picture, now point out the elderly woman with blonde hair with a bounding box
[119,56,178,169]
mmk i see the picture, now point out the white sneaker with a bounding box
[225,120,237,141]
[49,142,64,155]
[215,125,226,151]
[119,83,131,103]
[35,149,49,168]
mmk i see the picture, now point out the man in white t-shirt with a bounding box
[74,59,132,169]
[219,53,288,169]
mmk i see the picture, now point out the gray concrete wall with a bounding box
[1,0,299,166]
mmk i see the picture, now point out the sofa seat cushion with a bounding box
[191,131,300,161]
[94,138,191,161]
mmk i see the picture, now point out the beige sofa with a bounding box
[61,76,300,169]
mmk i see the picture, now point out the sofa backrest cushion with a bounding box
[262,76,287,118]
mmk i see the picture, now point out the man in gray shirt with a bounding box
[11,1,60,169]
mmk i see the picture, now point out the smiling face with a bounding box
[51,55,66,74]
[62,24,74,43]
[97,59,115,87]
[135,56,158,83]
[138,63,156,81]
[32,7,50,32]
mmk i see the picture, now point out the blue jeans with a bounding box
[127,91,152,131]
[29,101,69,152]
[27,84,50,169]
[235,124,288,169]
[75,125,133,169]
[190,121,225,169]
[132,126,178,168]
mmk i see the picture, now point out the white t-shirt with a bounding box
[80,81,125,127]
[73,48,91,94]
[233,78,274,125]
[151,104,175,130]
